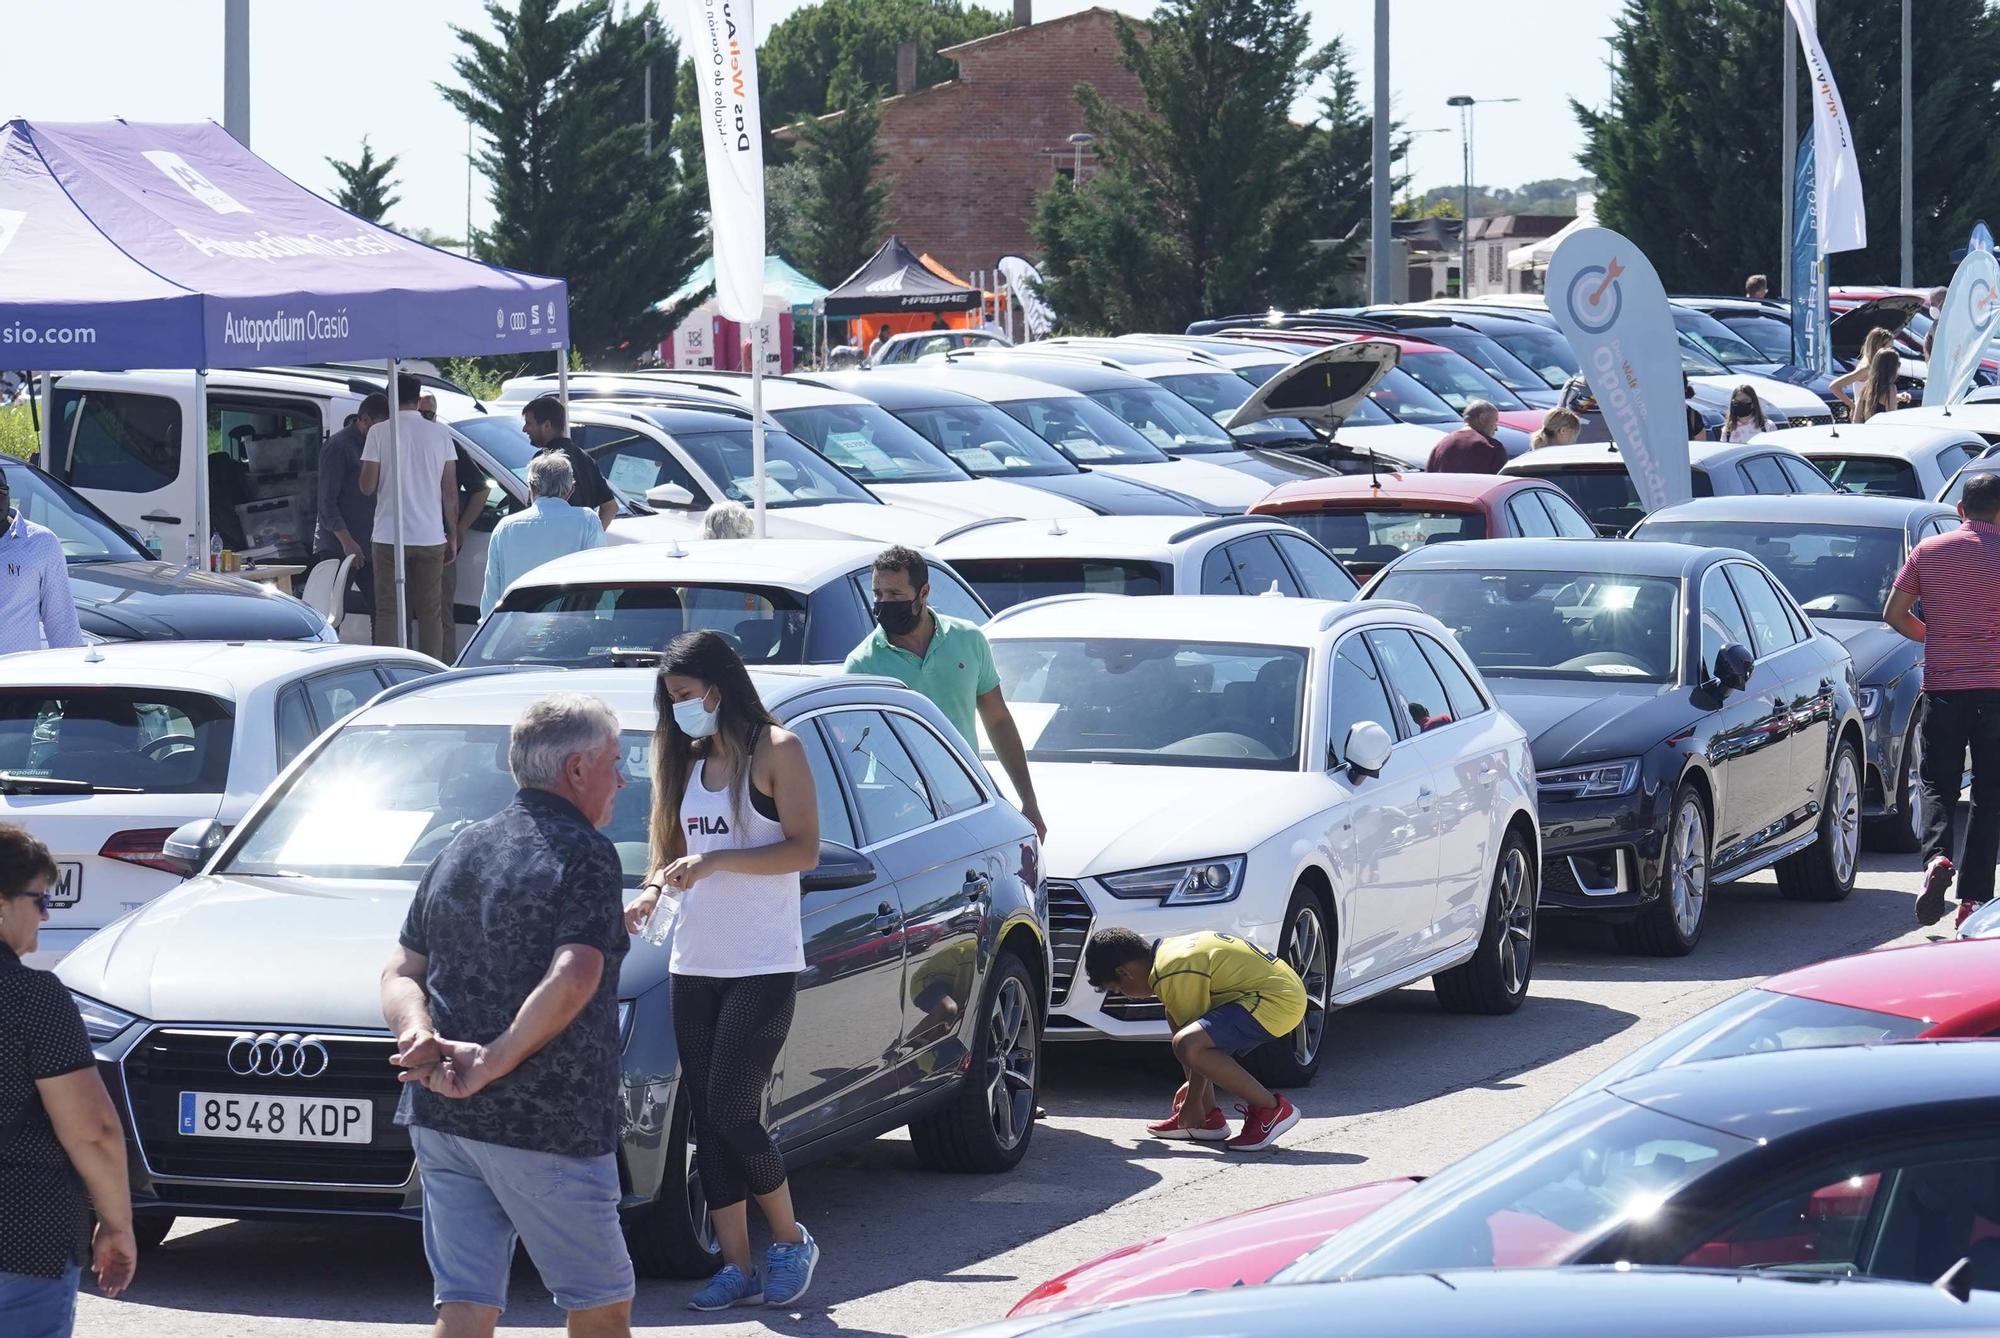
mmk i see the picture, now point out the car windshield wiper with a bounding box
[0,771,143,795]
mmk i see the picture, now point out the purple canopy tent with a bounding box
[0,119,569,647]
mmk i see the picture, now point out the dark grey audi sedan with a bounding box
[56,666,1049,1278]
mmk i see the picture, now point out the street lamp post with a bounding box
[1446,94,1518,297]
[1067,132,1095,190]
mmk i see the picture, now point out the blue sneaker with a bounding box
[763,1224,820,1308]
[688,1264,763,1311]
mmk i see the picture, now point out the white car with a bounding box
[1868,402,2000,451]
[935,515,1357,611]
[1503,439,1836,533]
[0,640,440,965]
[982,594,1540,1082]
[1754,421,1987,500]
[460,536,993,667]
[870,328,1011,365]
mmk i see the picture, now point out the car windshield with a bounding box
[1562,987,1927,1106]
[1424,330,1550,395]
[1,463,148,563]
[1278,1094,1753,1281]
[451,415,539,484]
[1486,325,1580,387]
[224,724,657,885]
[0,688,232,794]
[636,415,878,506]
[998,398,1171,464]
[1085,387,1237,455]
[1635,520,1903,620]
[1680,337,1729,375]
[1368,368,1462,426]
[950,558,1171,610]
[1276,508,1488,571]
[1513,463,1713,532]
[988,638,1305,769]
[1400,350,1529,412]
[891,404,1081,477]
[1372,569,1682,681]
[768,403,969,484]
[460,582,812,667]
[1673,309,1768,367]
[1719,313,1798,364]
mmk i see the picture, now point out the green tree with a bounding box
[443,0,704,365]
[1577,0,2000,290]
[792,72,891,286]
[326,137,400,224]
[1299,39,1407,275]
[1032,0,1334,331]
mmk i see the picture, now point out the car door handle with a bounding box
[873,901,903,935]
[1418,785,1435,808]
[1477,763,1500,782]
[963,871,992,900]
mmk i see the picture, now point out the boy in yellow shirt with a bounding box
[1083,927,1304,1151]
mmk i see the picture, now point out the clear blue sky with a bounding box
[0,0,1620,238]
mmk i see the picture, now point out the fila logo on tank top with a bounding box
[668,757,806,978]
[687,815,731,836]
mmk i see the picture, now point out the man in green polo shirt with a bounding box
[845,546,1046,840]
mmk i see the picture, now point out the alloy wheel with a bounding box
[1495,844,1535,996]
[986,975,1039,1151]
[1286,903,1332,1067]
[1905,731,1924,845]
[1830,748,1861,885]
[685,1119,716,1255]
[1670,797,1709,941]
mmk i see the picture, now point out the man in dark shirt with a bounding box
[522,394,617,530]
[380,694,634,1334]
[314,392,389,615]
[1425,400,1509,474]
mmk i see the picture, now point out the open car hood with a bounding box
[1830,295,1923,359]
[1226,342,1399,431]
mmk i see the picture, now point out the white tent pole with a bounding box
[386,357,407,649]
[750,318,767,538]
[36,371,51,471]
[193,370,209,567]
[558,343,569,415]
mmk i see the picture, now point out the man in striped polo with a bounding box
[1885,471,2000,928]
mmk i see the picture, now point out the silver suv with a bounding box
[58,666,1048,1277]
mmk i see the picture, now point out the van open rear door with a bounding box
[42,371,205,562]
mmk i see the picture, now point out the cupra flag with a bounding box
[683,0,766,323]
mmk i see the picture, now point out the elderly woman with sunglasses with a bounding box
[0,824,135,1336]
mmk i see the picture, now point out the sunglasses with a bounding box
[9,889,49,914]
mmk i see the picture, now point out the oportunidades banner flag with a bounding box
[1922,248,2000,408]
[1784,0,1866,255]
[682,0,766,324]
[1546,227,1691,513]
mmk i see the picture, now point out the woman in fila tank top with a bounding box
[623,630,824,1310]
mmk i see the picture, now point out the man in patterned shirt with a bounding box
[379,693,634,1336]
[0,468,83,656]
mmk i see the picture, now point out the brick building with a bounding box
[783,3,1151,281]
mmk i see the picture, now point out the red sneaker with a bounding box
[1226,1095,1300,1152]
[1918,857,1955,926]
[1957,900,1984,930]
[1149,1104,1229,1141]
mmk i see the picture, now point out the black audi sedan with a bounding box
[1,457,332,644]
[1367,539,1863,955]
[1632,495,1957,854]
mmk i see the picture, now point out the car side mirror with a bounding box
[645,482,695,509]
[1339,720,1395,781]
[803,840,877,894]
[161,818,228,878]
[1713,642,1755,694]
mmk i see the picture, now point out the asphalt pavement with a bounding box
[74,849,1944,1337]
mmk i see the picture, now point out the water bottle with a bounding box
[182,530,199,569]
[640,889,681,947]
[209,533,223,572]
[142,521,162,559]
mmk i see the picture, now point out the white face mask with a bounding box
[673,692,719,739]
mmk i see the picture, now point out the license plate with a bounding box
[51,862,81,909]
[177,1092,373,1144]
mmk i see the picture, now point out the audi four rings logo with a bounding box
[226,1032,330,1079]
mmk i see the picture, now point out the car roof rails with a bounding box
[1167,514,1281,545]
[1333,598,1422,629]
[1191,312,1397,337]
[587,397,758,423]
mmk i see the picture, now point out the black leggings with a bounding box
[672,971,797,1210]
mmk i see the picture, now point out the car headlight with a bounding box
[1857,687,1881,720]
[1100,856,1247,906]
[1536,758,1641,801]
[70,992,137,1044]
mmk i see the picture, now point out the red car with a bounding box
[1010,937,2000,1317]
[1247,472,1596,578]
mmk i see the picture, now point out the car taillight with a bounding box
[99,829,182,872]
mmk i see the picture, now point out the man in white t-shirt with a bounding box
[359,374,457,658]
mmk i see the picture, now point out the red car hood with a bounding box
[1009,1178,1418,1317]
[1497,409,1544,434]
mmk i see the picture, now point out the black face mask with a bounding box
[874,598,921,636]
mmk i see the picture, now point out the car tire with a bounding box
[623,1085,721,1279]
[131,1214,174,1251]
[1869,722,1923,855]
[910,950,1041,1174]
[1434,829,1536,1015]
[1244,884,1333,1089]
[1614,783,1710,957]
[1778,739,1862,903]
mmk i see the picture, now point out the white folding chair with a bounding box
[300,554,354,631]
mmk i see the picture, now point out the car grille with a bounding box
[1540,856,1583,901]
[1100,995,1166,1023]
[1791,413,1835,429]
[1044,880,1094,1005]
[123,1028,411,1188]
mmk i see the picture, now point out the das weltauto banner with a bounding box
[1785,0,1866,255]
[683,0,766,323]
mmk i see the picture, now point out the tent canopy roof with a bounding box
[0,119,567,369]
[658,254,828,313]
[820,234,980,316]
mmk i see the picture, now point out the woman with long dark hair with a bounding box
[624,630,822,1311]
[1720,385,1768,443]
[1853,348,1902,423]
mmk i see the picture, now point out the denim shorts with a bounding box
[1197,1001,1283,1055]
[0,1262,80,1338]
[412,1125,635,1313]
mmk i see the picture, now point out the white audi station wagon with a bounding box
[984,594,1539,1084]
